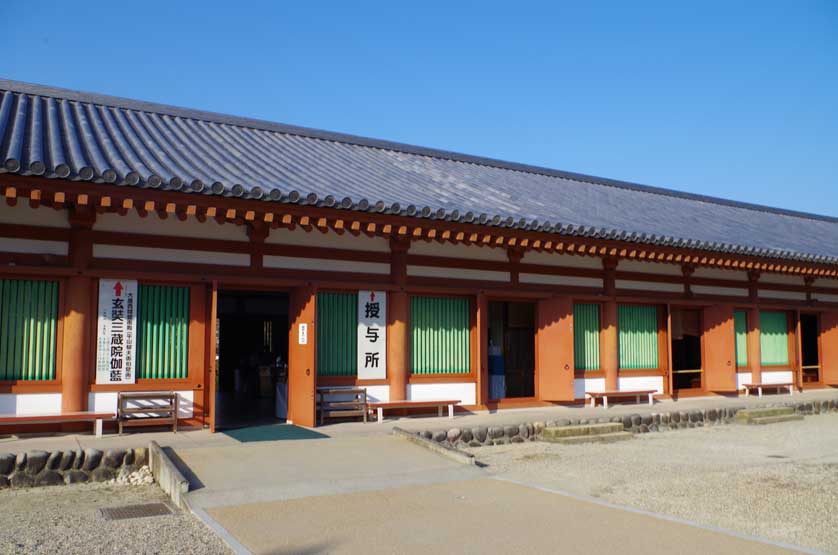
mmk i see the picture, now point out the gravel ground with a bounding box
[467,413,838,554]
[0,482,232,555]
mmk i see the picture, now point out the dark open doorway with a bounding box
[800,313,820,385]
[488,301,535,400]
[671,308,703,391]
[216,290,289,429]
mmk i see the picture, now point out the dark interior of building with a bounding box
[488,301,536,399]
[801,314,820,383]
[216,290,289,429]
[671,308,703,390]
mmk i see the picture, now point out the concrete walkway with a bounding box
[208,477,806,555]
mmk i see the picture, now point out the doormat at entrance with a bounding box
[222,424,329,443]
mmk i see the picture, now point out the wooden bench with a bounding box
[118,391,178,434]
[741,383,794,398]
[586,390,656,409]
[0,412,116,437]
[316,387,368,425]
[367,399,460,423]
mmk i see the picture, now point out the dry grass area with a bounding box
[468,414,838,554]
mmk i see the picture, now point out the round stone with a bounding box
[25,451,49,475]
[460,428,473,443]
[503,425,518,438]
[0,453,14,476]
[91,467,116,482]
[35,470,64,487]
[473,427,488,442]
[421,431,433,440]
[0,475,9,489]
[46,451,63,471]
[432,431,447,443]
[489,426,504,439]
[10,472,34,488]
[103,449,127,469]
[446,428,462,442]
[518,424,530,439]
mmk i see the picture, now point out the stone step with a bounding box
[547,432,634,445]
[749,414,805,425]
[735,407,795,421]
[541,422,624,439]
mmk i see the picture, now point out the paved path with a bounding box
[207,476,806,555]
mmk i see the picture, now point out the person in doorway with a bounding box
[488,339,506,400]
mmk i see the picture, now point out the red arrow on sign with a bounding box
[113,282,123,297]
[370,291,375,302]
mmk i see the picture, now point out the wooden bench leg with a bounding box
[603,396,608,409]
[589,395,596,408]
[448,405,454,419]
[758,386,763,398]
[438,406,443,418]
[788,385,793,396]
[377,407,383,424]
[635,395,640,404]
[94,419,103,438]
[648,393,654,406]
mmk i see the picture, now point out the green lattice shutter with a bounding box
[734,310,748,367]
[137,285,189,379]
[760,311,789,366]
[316,292,357,377]
[618,305,659,369]
[573,303,600,371]
[0,279,58,381]
[411,296,470,374]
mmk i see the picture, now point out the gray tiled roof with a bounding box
[0,79,836,265]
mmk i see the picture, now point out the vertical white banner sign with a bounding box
[96,279,138,385]
[358,290,386,380]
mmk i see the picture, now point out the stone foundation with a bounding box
[413,398,838,450]
[0,447,148,489]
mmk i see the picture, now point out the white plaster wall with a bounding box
[761,371,794,384]
[263,255,389,274]
[815,278,838,289]
[617,260,682,276]
[618,375,664,394]
[0,237,68,255]
[759,273,804,286]
[88,391,194,419]
[519,273,603,288]
[692,285,749,297]
[0,393,62,415]
[736,372,753,389]
[93,244,250,266]
[615,279,684,293]
[759,289,807,301]
[574,377,605,398]
[521,251,602,268]
[95,211,248,241]
[266,227,390,252]
[813,293,838,303]
[407,382,476,405]
[0,202,69,228]
[692,268,748,281]
[407,265,509,282]
[410,241,508,261]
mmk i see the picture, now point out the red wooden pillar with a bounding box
[288,285,317,427]
[601,300,619,391]
[475,292,489,406]
[747,307,762,384]
[821,311,838,385]
[61,275,91,412]
[388,291,409,402]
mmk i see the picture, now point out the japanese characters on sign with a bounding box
[96,279,137,385]
[357,290,386,380]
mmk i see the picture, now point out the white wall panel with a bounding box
[0,238,68,255]
[618,375,664,394]
[519,273,603,288]
[0,393,62,415]
[408,265,509,282]
[736,372,752,389]
[0,202,69,228]
[759,273,804,286]
[617,260,682,276]
[95,211,248,241]
[266,227,390,252]
[761,371,794,385]
[813,293,838,303]
[759,289,806,301]
[407,382,476,405]
[88,391,195,419]
[616,279,684,293]
[410,241,508,261]
[522,252,602,268]
[692,285,749,297]
[574,377,605,398]
[263,255,389,274]
[93,244,250,266]
[692,268,748,281]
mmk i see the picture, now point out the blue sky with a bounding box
[2,1,836,217]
